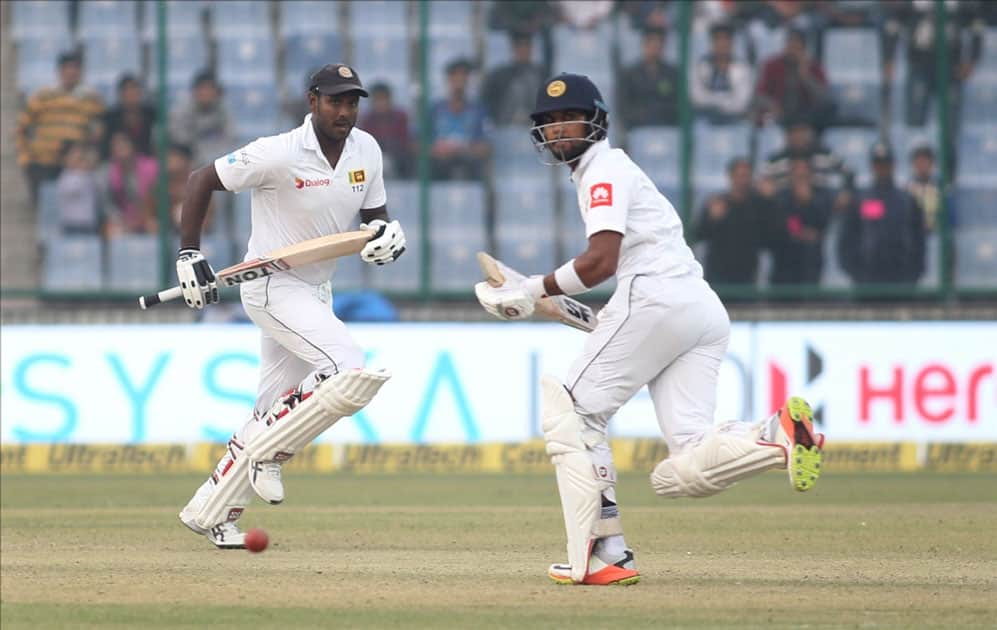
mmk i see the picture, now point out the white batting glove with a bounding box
[360,219,406,265]
[176,248,219,309]
[474,280,536,321]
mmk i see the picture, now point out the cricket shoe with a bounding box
[769,397,824,492]
[548,548,641,586]
[249,461,285,504]
[179,489,247,549]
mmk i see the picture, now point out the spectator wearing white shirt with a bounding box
[690,22,753,124]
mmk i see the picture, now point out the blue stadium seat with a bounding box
[211,0,271,38]
[491,126,539,179]
[693,121,750,191]
[106,234,159,291]
[77,0,138,38]
[495,177,557,274]
[430,182,486,292]
[224,85,280,139]
[824,127,878,186]
[747,22,787,63]
[216,36,276,84]
[954,227,997,288]
[279,1,342,36]
[16,38,65,96]
[283,33,344,89]
[36,181,61,244]
[953,187,997,228]
[370,180,421,293]
[962,75,997,125]
[485,31,541,68]
[755,123,784,164]
[150,35,210,92]
[43,235,104,291]
[831,82,881,127]
[627,126,680,187]
[141,0,204,39]
[919,233,940,289]
[11,0,71,41]
[353,35,411,103]
[429,0,471,36]
[81,35,142,99]
[559,183,587,255]
[958,124,997,187]
[553,22,613,79]
[349,0,407,37]
[825,29,881,126]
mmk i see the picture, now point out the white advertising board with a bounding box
[1,322,994,444]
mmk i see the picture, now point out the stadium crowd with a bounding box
[11,0,996,296]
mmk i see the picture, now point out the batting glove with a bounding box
[176,248,219,309]
[360,219,406,265]
[474,280,536,321]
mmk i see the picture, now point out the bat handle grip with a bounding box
[138,286,183,309]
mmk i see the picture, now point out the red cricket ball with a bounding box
[245,527,269,553]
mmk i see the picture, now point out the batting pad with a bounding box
[650,431,785,498]
[541,375,618,583]
[195,368,391,529]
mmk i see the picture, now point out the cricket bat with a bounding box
[476,252,596,333]
[138,229,375,309]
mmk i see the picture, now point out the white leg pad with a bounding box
[541,375,614,583]
[650,430,786,498]
[195,368,390,529]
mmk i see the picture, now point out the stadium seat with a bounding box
[823,127,878,186]
[429,182,486,292]
[81,36,142,100]
[953,187,997,228]
[224,85,280,139]
[141,0,204,39]
[693,121,750,191]
[747,22,787,63]
[824,29,881,126]
[429,0,472,37]
[370,181,422,293]
[553,22,613,79]
[150,35,211,93]
[211,0,271,38]
[10,0,71,41]
[35,181,61,245]
[353,35,412,104]
[283,33,344,89]
[43,235,104,291]
[957,124,997,187]
[954,227,997,288]
[491,126,540,179]
[106,234,160,291]
[495,177,557,274]
[15,38,65,96]
[559,183,587,254]
[627,126,680,187]
[755,123,784,163]
[963,74,997,125]
[279,0,342,36]
[349,0,408,37]
[216,36,276,84]
[484,31,541,68]
[77,0,138,38]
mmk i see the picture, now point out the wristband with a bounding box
[554,259,590,295]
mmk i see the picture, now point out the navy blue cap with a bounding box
[531,73,608,123]
[870,140,894,162]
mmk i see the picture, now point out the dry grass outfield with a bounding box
[2,472,995,629]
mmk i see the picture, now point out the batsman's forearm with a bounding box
[179,165,225,249]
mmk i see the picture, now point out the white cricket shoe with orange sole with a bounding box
[549,548,641,586]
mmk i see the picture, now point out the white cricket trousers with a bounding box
[241,274,365,416]
[566,273,730,453]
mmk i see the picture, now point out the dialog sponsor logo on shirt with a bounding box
[294,176,331,189]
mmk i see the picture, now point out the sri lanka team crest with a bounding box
[348,169,366,184]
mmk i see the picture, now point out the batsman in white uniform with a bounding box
[475,73,824,585]
[174,64,406,548]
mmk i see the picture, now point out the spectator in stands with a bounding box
[693,157,769,287]
[480,31,547,126]
[759,114,853,206]
[430,59,490,180]
[16,50,105,207]
[100,74,156,161]
[104,131,158,235]
[558,1,614,29]
[168,70,236,167]
[618,27,680,128]
[56,141,102,234]
[769,157,833,285]
[360,82,412,178]
[907,145,945,234]
[838,142,926,286]
[620,0,672,31]
[488,0,560,76]
[690,22,754,124]
[754,28,835,130]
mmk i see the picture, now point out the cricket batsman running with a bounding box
[175,64,406,547]
[474,73,824,585]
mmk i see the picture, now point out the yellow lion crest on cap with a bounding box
[546,80,566,97]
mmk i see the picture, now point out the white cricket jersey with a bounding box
[570,139,702,280]
[215,114,386,285]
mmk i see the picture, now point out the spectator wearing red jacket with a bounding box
[754,28,835,130]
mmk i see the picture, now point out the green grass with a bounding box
[2,472,996,629]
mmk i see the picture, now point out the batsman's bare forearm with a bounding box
[543,230,622,296]
[179,164,226,249]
